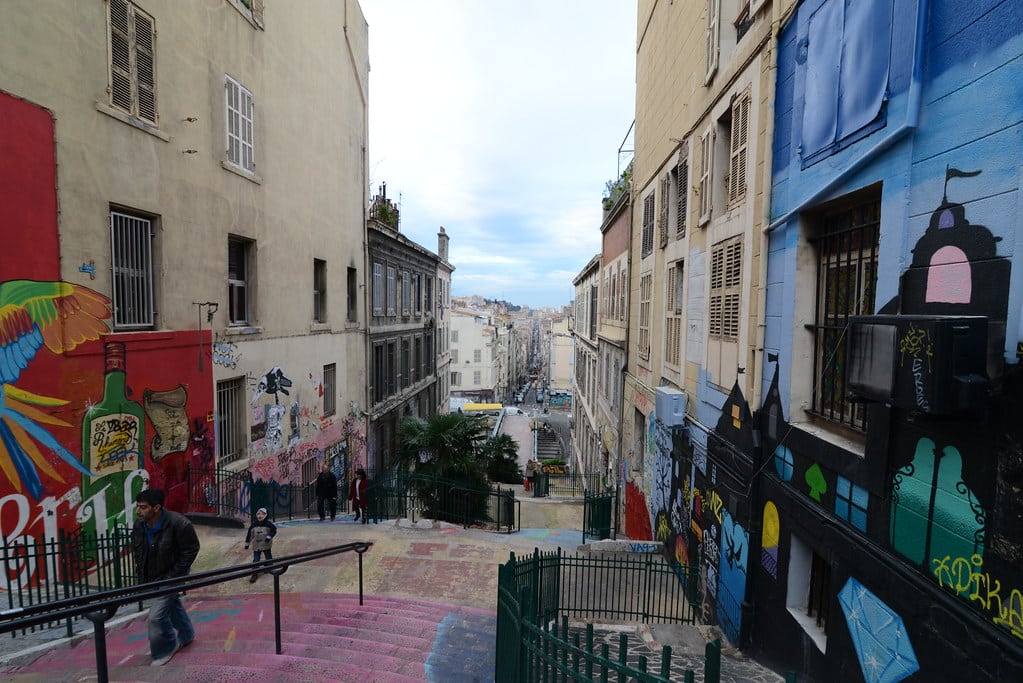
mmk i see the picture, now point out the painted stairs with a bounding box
[1,592,497,683]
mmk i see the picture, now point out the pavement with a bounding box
[0,489,787,682]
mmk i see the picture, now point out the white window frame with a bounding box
[665,261,684,368]
[638,273,652,360]
[372,262,383,316]
[699,128,714,225]
[110,210,155,330]
[216,377,246,465]
[108,0,157,124]
[705,0,721,83]
[386,265,397,316]
[228,237,251,326]
[225,75,255,173]
[709,237,742,340]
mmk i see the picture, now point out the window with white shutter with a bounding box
[108,0,157,124]
[675,157,689,239]
[728,91,751,205]
[619,267,627,321]
[709,237,741,340]
[705,0,720,83]
[699,130,714,225]
[665,261,684,368]
[638,273,652,361]
[225,76,255,172]
[658,175,670,248]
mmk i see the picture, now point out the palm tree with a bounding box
[395,412,489,482]
[482,433,522,484]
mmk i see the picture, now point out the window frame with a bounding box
[699,128,714,225]
[322,363,336,417]
[638,273,652,361]
[110,210,155,330]
[665,260,684,368]
[641,192,655,257]
[386,266,397,316]
[225,75,255,173]
[228,237,252,326]
[313,259,327,323]
[216,377,246,465]
[347,267,358,322]
[709,236,741,340]
[727,91,751,206]
[108,0,157,124]
[705,0,721,83]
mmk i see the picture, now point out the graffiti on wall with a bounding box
[931,553,1023,639]
[762,501,779,580]
[838,577,920,683]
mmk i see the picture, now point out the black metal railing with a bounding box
[532,472,603,498]
[496,548,710,682]
[0,541,372,683]
[2,527,136,639]
[582,487,619,543]
[367,472,521,533]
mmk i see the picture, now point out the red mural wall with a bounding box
[0,90,214,557]
[625,480,653,540]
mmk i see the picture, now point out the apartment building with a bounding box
[572,255,601,475]
[625,0,787,645]
[365,188,443,473]
[0,0,369,548]
[547,316,575,393]
[435,227,454,413]
[449,309,497,402]
[756,0,1023,678]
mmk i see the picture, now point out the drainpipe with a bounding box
[764,0,928,234]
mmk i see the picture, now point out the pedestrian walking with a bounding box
[314,462,338,521]
[131,488,200,667]
[244,507,277,583]
[349,467,369,523]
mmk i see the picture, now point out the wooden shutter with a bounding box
[109,0,133,113]
[134,10,156,123]
[728,93,750,204]
[699,130,713,225]
[676,157,688,239]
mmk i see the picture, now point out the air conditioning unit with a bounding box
[847,315,988,414]
[655,386,688,428]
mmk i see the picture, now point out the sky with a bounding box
[360,1,637,311]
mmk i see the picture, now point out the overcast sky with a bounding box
[361,1,637,310]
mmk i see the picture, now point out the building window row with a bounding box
[371,259,434,322]
[371,332,435,406]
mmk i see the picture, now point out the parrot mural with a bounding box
[0,279,111,499]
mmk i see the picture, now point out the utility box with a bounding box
[847,315,988,414]
[655,386,688,427]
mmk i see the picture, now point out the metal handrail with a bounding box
[0,540,372,683]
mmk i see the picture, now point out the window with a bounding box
[658,175,670,248]
[451,371,461,386]
[835,476,868,531]
[347,267,358,322]
[225,76,255,173]
[705,0,720,82]
[401,270,410,315]
[322,364,336,417]
[674,157,689,239]
[313,259,326,323]
[665,261,684,367]
[809,195,880,431]
[400,337,411,388]
[413,273,422,314]
[451,330,458,343]
[110,210,154,330]
[619,267,627,321]
[451,349,459,364]
[709,237,741,340]
[641,193,655,257]
[386,341,397,395]
[217,377,245,465]
[425,335,433,375]
[787,536,830,652]
[638,273,652,360]
[237,0,264,26]
[415,336,424,381]
[228,237,251,325]
[589,285,598,339]
[727,92,751,205]
[699,129,714,225]
[372,263,383,316]
[373,343,385,403]
[424,277,433,314]
[108,0,156,124]
[473,349,482,364]
[473,371,481,385]
[386,266,396,316]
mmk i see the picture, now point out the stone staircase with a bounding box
[535,427,561,460]
[2,593,497,682]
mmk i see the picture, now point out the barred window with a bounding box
[217,377,246,465]
[110,210,154,330]
[322,364,336,417]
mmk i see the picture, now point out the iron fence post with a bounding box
[273,571,282,655]
[85,605,117,683]
[357,546,367,606]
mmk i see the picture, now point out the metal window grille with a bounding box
[323,363,336,416]
[110,211,154,329]
[313,259,326,323]
[228,239,249,325]
[225,76,254,172]
[217,378,245,465]
[809,198,880,432]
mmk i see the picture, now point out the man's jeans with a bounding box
[148,592,194,658]
[317,496,336,520]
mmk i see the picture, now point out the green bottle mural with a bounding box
[80,341,146,540]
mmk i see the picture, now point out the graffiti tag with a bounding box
[932,554,1023,639]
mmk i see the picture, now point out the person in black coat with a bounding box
[132,488,200,666]
[314,462,338,521]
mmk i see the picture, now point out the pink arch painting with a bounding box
[925,245,971,303]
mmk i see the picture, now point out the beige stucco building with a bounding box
[0,0,371,488]
[571,255,601,476]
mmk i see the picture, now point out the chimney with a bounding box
[438,226,449,261]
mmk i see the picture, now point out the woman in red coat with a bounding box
[349,468,369,523]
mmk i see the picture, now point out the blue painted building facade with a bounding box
[755,0,1023,680]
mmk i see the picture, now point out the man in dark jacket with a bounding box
[132,488,200,666]
[314,462,338,521]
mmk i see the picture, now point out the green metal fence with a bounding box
[1,527,137,638]
[497,548,710,682]
[366,472,520,532]
[583,487,618,543]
